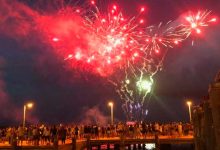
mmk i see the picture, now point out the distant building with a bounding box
[193,71,220,150]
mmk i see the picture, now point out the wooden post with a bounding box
[114,143,120,150]
[133,144,137,150]
[72,138,76,150]
[142,143,146,150]
[155,133,160,150]
[138,143,141,149]
[11,135,18,150]
[128,144,131,150]
[209,76,220,150]
[120,134,125,150]
[53,136,58,150]
[86,136,91,150]
[97,144,101,150]
[107,143,110,150]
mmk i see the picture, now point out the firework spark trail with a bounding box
[103,9,216,120]
[36,2,148,76]
[37,2,216,76]
[35,1,216,120]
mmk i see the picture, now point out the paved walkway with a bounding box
[0,135,193,147]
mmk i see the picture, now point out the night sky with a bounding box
[0,0,220,125]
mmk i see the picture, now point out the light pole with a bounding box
[23,102,33,128]
[186,101,192,123]
[108,102,114,125]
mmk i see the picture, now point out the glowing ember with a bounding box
[52,37,59,42]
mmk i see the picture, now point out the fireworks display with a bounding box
[36,1,216,120]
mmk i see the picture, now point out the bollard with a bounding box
[86,136,91,150]
[155,133,160,150]
[133,144,137,150]
[142,143,146,150]
[127,144,131,150]
[138,143,142,149]
[72,138,76,150]
[97,144,101,150]
[114,143,120,150]
[160,144,171,150]
[53,136,58,150]
[107,143,110,150]
[11,137,18,150]
[120,134,125,150]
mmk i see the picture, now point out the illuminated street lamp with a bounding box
[186,100,192,123]
[108,102,114,125]
[23,102,34,128]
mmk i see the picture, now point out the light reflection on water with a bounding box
[92,143,193,150]
[129,143,155,150]
[92,143,156,150]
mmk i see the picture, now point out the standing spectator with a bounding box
[141,123,147,138]
[60,127,67,144]
[94,126,99,139]
[17,126,24,146]
[107,126,111,138]
[0,129,2,143]
[32,127,39,146]
[50,125,57,144]
[27,127,33,145]
[79,126,84,139]
[74,126,79,139]
[154,122,160,133]
[178,123,183,136]
[43,127,50,145]
[101,127,105,138]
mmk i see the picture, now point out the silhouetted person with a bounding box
[74,126,79,139]
[60,127,67,144]
[50,126,57,144]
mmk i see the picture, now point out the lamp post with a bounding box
[186,101,192,123]
[23,102,33,128]
[108,102,114,125]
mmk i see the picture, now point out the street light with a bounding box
[108,102,114,125]
[23,102,34,128]
[186,100,192,123]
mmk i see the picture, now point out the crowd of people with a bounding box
[0,122,193,146]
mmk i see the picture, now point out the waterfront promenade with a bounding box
[0,135,194,150]
[0,122,193,149]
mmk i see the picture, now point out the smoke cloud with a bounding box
[0,0,38,38]
[0,58,21,123]
[79,106,109,126]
